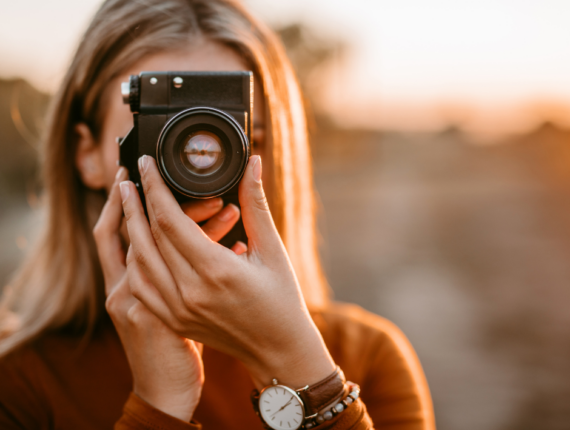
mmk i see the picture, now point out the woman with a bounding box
[0,0,435,429]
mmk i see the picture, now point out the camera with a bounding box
[118,71,253,248]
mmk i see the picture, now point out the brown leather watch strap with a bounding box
[297,367,346,416]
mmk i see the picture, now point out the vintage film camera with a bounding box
[118,71,253,248]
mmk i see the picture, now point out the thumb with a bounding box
[238,156,283,256]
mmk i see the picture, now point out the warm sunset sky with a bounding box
[2,0,570,133]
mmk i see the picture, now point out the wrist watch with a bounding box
[251,367,345,430]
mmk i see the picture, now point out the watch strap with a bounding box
[297,366,346,417]
[250,366,346,429]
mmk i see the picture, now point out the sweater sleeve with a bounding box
[360,318,434,429]
[313,304,435,430]
[115,392,202,430]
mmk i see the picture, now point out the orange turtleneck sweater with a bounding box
[0,302,435,429]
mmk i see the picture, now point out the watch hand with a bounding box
[271,397,294,417]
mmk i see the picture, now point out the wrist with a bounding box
[245,332,336,390]
[251,366,350,430]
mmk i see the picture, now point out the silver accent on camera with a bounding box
[173,77,183,88]
[121,81,130,104]
[150,77,158,85]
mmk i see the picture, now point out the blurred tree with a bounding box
[276,23,348,129]
[0,79,48,202]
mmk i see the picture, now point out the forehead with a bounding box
[124,40,250,75]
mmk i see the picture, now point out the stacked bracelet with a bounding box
[304,382,360,429]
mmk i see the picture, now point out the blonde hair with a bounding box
[0,0,328,357]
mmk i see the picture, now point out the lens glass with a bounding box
[180,131,225,175]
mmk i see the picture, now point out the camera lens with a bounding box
[157,107,249,198]
[181,131,225,175]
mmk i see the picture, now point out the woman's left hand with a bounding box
[120,155,336,389]
[94,168,204,422]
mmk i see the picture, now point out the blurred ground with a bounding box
[312,124,570,430]
[3,76,570,430]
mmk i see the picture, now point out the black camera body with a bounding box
[118,71,253,248]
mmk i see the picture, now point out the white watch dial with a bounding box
[259,385,304,430]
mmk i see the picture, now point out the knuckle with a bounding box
[105,290,126,320]
[203,263,229,285]
[92,223,106,243]
[126,302,155,328]
[142,174,155,194]
[132,246,150,270]
[253,193,269,212]
[215,268,230,284]
[154,210,175,235]
[126,304,142,326]
[104,293,118,316]
[128,278,142,299]
[149,218,164,242]
[198,260,216,281]
[123,206,135,223]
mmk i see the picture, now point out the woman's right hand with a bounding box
[119,156,336,391]
[93,167,246,422]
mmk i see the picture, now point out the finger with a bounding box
[138,155,222,264]
[231,241,248,256]
[143,183,204,284]
[238,156,284,257]
[119,180,181,307]
[93,167,129,290]
[201,203,241,243]
[181,198,223,223]
[126,254,179,329]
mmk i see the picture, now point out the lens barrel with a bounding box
[156,107,249,198]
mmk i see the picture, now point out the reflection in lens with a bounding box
[181,131,225,175]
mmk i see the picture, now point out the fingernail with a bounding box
[251,156,262,183]
[138,155,149,175]
[119,181,130,203]
[218,204,237,221]
[115,167,125,181]
[206,198,223,208]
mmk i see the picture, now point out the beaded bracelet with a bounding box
[304,382,361,429]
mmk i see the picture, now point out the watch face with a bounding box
[259,385,305,430]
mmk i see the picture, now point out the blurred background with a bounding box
[2,0,570,428]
